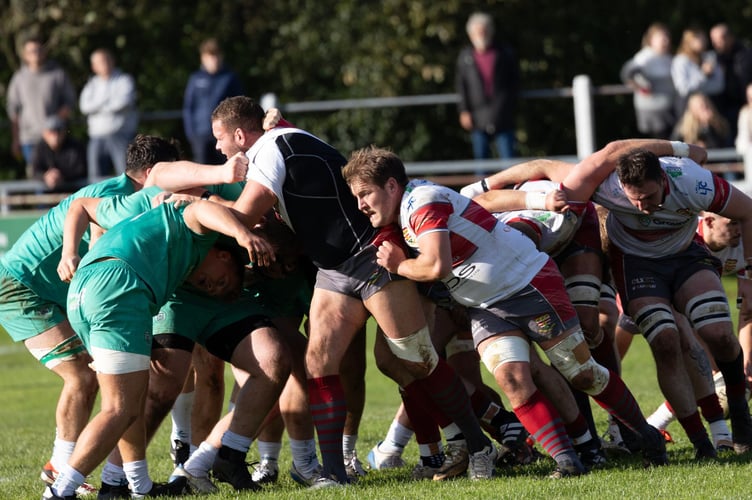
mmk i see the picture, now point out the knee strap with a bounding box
[543,329,610,394]
[480,336,530,374]
[386,326,439,371]
[445,335,475,359]
[564,274,601,309]
[633,303,675,344]
[685,291,731,330]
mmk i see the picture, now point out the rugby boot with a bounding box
[640,425,669,467]
[211,446,261,491]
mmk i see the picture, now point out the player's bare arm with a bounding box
[377,231,452,282]
[58,197,104,282]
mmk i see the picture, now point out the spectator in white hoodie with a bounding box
[79,48,138,181]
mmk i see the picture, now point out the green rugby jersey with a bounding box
[78,202,217,311]
[0,174,136,306]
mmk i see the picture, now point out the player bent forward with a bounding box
[342,146,668,477]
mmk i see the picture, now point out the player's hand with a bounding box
[57,253,80,283]
[222,152,249,183]
[545,189,570,212]
[237,231,277,268]
[376,240,406,273]
[152,192,198,208]
[263,108,282,131]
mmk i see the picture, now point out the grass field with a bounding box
[2,277,752,499]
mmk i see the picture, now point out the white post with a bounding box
[573,74,595,159]
[260,92,278,112]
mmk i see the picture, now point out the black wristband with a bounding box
[480,178,490,192]
[200,190,212,200]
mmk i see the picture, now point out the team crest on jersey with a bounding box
[638,214,651,226]
[665,165,683,178]
[695,180,712,196]
[533,313,555,336]
[724,259,738,274]
[401,227,416,246]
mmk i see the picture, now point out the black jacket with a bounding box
[455,42,519,134]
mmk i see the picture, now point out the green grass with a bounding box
[2,278,752,499]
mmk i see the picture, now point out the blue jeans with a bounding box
[470,129,515,160]
[87,132,133,178]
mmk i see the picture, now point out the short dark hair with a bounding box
[342,145,409,188]
[126,134,181,174]
[211,96,265,134]
[616,148,663,187]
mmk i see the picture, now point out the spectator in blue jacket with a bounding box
[182,39,244,165]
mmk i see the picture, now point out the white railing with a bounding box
[1,76,746,213]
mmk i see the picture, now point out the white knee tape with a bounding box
[480,336,530,374]
[386,326,439,370]
[564,274,601,308]
[543,330,610,394]
[633,303,675,344]
[685,291,731,330]
[445,335,475,359]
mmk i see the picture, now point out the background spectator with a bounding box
[671,27,724,118]
[182,38,244,165]
[79,48,139,181]
[30,115,87,192]
[736,83,752,156]
[671,92,730,166]
[709,23,752,141]
[455,12,519,161]
[5,35,77,167]
[620,22,676,139]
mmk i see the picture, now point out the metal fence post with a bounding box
[572,74,595,159]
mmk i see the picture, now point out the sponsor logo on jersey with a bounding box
[695,180,712,196]
[665,165,683,178]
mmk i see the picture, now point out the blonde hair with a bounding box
[676,28,705,64]
[675,93,729,144]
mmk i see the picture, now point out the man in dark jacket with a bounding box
[456,12,519,161]
[182,39,244,165]
[709,23,752,142]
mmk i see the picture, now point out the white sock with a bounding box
[50,435,76,471]
[123,459,152,495]
[709,419,733,445]
[418,441,443,459]
[441,423,463,442]
[290,438,319,477]
[257,440,282,462]
[647,402,675,430]
[343,434,357,457]
[220,430,252,453]
[100,460,126,486]
[184,441,218,477]
[170,391,194,443]
[52,464,85,497]
[380,419,413,454]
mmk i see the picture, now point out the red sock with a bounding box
[697,394,725,423]
[308,375,347,482]
[514,390,572,458]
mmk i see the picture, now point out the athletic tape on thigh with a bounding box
[31,335,87,370]
[543,329,610,394]
[385,326,439,370]
[564,274,601,308]
[90,347,150,375]
[685,290,731,330]
[633,303,675,344]
[445,335,475,359]
[480,336,530,374]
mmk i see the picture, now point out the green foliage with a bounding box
[2,0,752,177]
